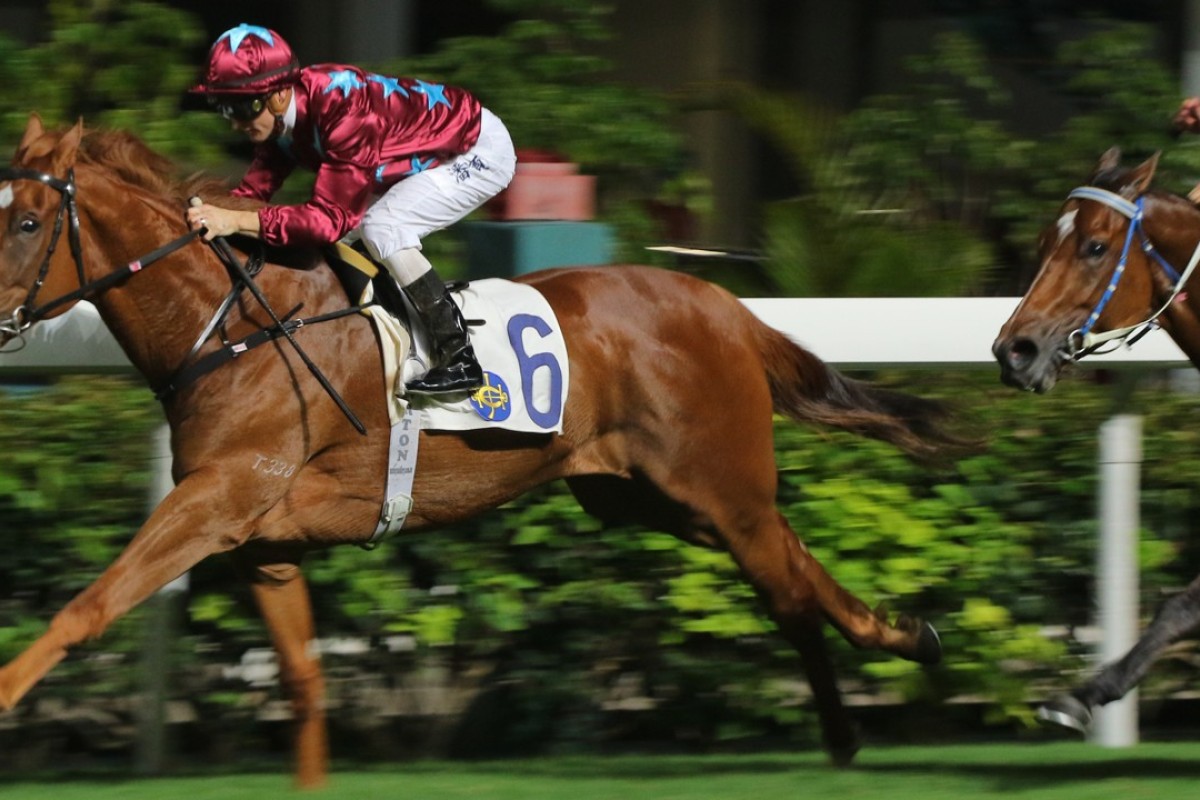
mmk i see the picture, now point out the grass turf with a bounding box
[3,742,1200,799]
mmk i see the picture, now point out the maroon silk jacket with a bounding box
[233,64,483,246]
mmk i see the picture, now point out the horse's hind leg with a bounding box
[721,511,938,762]
[1041,572,1200,733]
[232,551,328,790]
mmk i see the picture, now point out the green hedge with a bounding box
[2,368,1198,760]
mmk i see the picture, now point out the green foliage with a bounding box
[0,0,226,164]
[7,369,1200,753]
[0,377,160,703]
[740,23,1200,297]
[8,365,1200,756]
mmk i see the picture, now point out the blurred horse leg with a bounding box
[0,474,252,710]
[718,510,940,763]
[1042,573,1200,732]
[743,515,941,665]
[233,550,328,789]
[723,512,861,762]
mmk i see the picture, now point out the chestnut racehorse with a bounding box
[0,115,957,787]
[994,146,1200,732]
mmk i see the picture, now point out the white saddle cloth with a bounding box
[367,278,569,435]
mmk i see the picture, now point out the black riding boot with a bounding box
[402,270,484,394]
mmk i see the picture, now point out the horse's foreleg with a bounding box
[233,552,328,790]
[0,478,251,710]
[1041,573,1200,732]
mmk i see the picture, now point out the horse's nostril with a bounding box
[1006,338,1038,370]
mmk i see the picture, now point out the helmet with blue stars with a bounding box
[191,24,299,95]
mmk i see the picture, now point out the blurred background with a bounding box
[4,0,1200,776]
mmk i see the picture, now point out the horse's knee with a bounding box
[50,596,111,645]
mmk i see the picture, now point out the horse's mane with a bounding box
[76,127,259,211]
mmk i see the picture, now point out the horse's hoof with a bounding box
[913,621,942,665]
[1037,694,1091,734]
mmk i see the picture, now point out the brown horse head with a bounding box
[991,147,1200,392]
[0,114,87,336]
[0,114,301,385]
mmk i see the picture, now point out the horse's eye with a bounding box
[1084,240,1107,259]
[18,217,39,234]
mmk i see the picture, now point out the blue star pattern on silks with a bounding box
[324,69,365,98]
[219,24,274,54]
[369,74,409,100]
[405,156,435,176]
[412,79,451,110]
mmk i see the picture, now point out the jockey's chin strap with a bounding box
[0,165,200,348]
[1066,186,1200,359]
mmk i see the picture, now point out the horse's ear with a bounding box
[1096,146,1122,174]
[1124,150,1161,196]
[16,112,45,158]
[52,117,84,170]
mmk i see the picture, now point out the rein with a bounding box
[1065,186,1200,358]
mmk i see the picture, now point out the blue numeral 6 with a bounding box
[507,313,563,429]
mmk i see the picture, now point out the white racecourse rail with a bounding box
[0,297,1189,374]
[1,298,1185,749]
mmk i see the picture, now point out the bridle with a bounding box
[0,166,84,342]
[1064,185,1200,359]
[0,165,198,349]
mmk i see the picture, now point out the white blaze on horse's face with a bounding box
[0,183,12,210]
[1055,209,1077,248]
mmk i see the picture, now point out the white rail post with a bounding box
[136,422,186,773]
[1092,412,1141,748]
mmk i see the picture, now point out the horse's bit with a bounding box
[1064,186,1200,359]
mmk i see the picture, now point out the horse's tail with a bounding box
[754,321,972,461]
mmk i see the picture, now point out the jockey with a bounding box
[187,23,517,395]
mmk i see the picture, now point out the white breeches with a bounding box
[359,107,516,272]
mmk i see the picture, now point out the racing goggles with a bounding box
[208,94,269,122]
